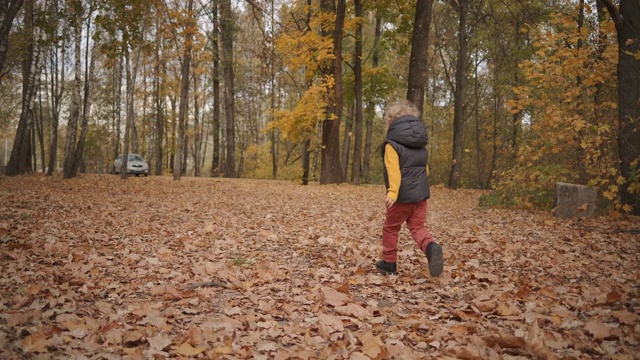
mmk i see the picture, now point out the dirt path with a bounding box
[0,175,638,359]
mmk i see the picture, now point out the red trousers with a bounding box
[382,200,434,263]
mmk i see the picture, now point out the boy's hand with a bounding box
[385,197,395,209]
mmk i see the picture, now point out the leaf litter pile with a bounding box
[0,175,638,359]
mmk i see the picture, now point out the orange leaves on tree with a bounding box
[491,11,621,210]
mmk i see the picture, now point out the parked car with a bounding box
[114,154,149,176]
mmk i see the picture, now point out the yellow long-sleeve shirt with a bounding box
[384,143,429,201]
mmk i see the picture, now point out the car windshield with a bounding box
[128,155,143,161]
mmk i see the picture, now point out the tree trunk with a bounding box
[362,15,381,183]
[351,0,363,185]
[120,47,133,179]
[62,10,82,179]
[302,139,310,185]
[36,74,44,172]
[193,72,201,177]
[209,0,220,177]
[473,48,483,188]
[406,0,433,117]
[487,57,500,189]
[510,18,522,161]
[112,54,123,173]
[602,0,640,214]
[169,95,176,173]
[154,17,164,176]
[320,0,344,184]
[6,0,38,176]
[447,0,468,190]
[0,0,23,82]
[341,101,353,182]
[269,0,278,179]
[70,14,95,177]
[174,0,194,181]
[47,2,65,176]
[221,0,235,178]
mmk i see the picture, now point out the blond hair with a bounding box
[385,100,420,125]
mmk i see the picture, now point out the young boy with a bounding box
[375,100,443,277]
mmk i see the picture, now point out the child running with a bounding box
[375,100,443,277]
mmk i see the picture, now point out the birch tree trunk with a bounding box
[220,0,235,178]
[47,0,65,176]
[209,0,221,177]
[0,0,23,82]
[174,0,194,181]
[62,6,83,179]
[154,15,164,175]
[193,73,201,177]
[120,46,133,179]
[6,0,39,176]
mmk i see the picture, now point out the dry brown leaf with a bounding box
[606,291,622,304]
[455,346,482,360]
[6,313,30,327]
[525,320,556,360]
[358,331,387,359]
[335,303,372,320]
[473,272,499,282]
[322,286,350,307]
[147,333,172,351]
[449,323,469,337]
[612,310,638,325]
[318,313,344,337]
[171,343,207,356]
[483,335,526,349]
[256,340,278,352]
[496,302,520,316]
[584,320,613,340]
[22,334,49,353]
[472,299,497,312]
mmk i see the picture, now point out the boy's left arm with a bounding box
[384,144,401,208]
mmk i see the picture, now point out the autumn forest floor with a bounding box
[0,174,638,359]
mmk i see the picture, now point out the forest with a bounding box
[1,1,639,357]
[0,0,639,214]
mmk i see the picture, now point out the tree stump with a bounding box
[553,182,597,218]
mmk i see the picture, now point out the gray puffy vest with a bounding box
[382,115,430,203]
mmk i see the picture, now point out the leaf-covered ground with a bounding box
[0,175,638,359]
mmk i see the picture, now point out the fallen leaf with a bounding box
[606,291,622,304]
[318,313,344,337]
[612,310,638,325]
[335,303,372,320]
[483,335,526,349]
[358,331,386,359]
[147,333,172,351]
[22,334,48,353]
[472,299,497,312]
[171,343,207,356]
[322,286,350,307]
[496,302,520,316]
[584,320,612,340]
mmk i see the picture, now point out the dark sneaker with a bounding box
[375,260,398,275]
[425,242,443,277]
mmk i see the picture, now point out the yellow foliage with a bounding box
[491,11,621,210]
[267,81,331,142]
